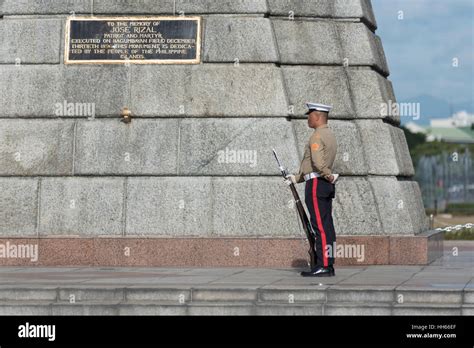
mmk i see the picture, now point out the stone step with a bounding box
[1,300,470,316]
[0,286,470,303]
[0,285,470,315]
[392,303,463,316]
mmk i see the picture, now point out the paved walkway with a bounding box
[0,241,472,315]
[1,241,472,287]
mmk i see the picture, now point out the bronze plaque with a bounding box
[64,16,201,64]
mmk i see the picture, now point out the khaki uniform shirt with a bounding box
[295,124,337,183]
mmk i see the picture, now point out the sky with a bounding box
[371,0,473,123]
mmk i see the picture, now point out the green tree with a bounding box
[400,125,426,151]
[400,126,474,164]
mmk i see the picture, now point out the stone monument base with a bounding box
[0,230,443,267]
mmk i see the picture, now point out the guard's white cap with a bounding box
[305,102,333,114]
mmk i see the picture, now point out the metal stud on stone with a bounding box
[121,107,132,124]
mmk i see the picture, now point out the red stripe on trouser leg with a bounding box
[312,178,328,267]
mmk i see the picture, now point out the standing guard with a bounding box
[285,103,338,277]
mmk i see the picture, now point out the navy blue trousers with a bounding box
[304,177,337,267]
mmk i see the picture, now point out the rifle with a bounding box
[272,149,316,269]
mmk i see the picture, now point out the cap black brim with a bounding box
[306,109,330,115]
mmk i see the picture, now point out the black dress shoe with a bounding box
[300,266,332,277]
[328,265,335,276]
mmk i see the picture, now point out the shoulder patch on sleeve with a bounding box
[311,143,320,151]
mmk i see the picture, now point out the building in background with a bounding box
[406,111,474,144]
[410,111,474,212]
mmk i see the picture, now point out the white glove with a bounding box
[330,174,339,184]
[284,174,296,185]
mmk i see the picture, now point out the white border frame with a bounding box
[64,16,202,65]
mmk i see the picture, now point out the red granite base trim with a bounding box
[0,233,443,267]
[389,229,444,265]
[338,236,390,265]
[257,239,308,268]
[389,237,427,264]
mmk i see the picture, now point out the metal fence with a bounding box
[415,148,474,211]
